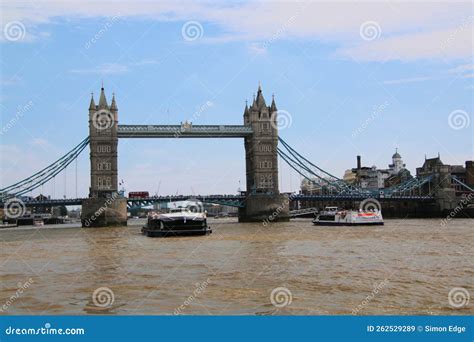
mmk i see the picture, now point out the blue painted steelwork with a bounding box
[0,193,438,209]
[278,137,434,197]
[0,196,245,208]
[1,135,440,203]
[127,195,246,208]
[0,137,90,200]
[117,124,253,138]
[292,194,434,201]
[451,175,474,192]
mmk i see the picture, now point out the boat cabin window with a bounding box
[170,208,187,213]
[325,207,338,212]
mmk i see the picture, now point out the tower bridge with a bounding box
[1,84,472,226]
[83,84,286,226]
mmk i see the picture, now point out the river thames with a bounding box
[0,218,472,315]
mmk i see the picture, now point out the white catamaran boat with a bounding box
[313,207,384,226]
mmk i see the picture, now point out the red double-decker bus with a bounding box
[128,191,149,199]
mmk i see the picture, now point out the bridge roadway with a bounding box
[117,124,253,138]
[4,194,436,208]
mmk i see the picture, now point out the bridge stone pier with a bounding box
[82,85,288,227]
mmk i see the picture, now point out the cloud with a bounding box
[448,63,474,79]
[1,75,23,86]
[337,25,472,62]
[247,42,267,56]
[2,1,473,62]
[69,58,159,75]
[383,76,440,85]
[448,63,474,74]
[129,59,159,66]
[69,63,129,75]
[31,138,51,148]
[383,62,474,85]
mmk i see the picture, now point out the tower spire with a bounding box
[89,92,96,110]
[243,100,249,117]
[98,85,108,109]
[110,92,117,110]
[270,93,277,113]
[256,82,266,109]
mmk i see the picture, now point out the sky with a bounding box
[0,0,473,197]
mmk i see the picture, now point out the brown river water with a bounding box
[0,218,472,315]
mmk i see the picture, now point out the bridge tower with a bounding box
[81,87,127,227]
[239,85,289,222]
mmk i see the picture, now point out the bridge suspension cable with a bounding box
[277,137,435,198]
[0,137,90,199]
[451,175,474,192]
[277,137,367,195]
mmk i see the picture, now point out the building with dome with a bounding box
[342,150,412,190]
[388,149,405,174]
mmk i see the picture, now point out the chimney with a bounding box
[466,161,474,187]
[357,155,361,170]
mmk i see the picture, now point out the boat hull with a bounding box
[142,227,212,237]
[313,221,384,226]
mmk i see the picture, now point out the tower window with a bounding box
[97,176,112,189]
[97,145,112,153]
[259,174,273,188]
[260,122,270,133]
[97,161,111,171]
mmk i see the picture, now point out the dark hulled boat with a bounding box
[142,208,212,237]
